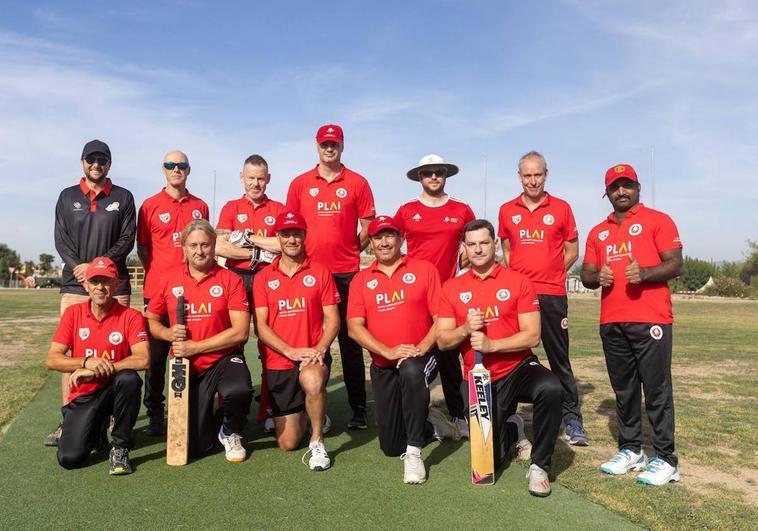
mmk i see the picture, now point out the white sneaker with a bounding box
[454,418,469,439]
[507,414,532,461]
[218,427,246,462]
[302,440,331,471]
[263,417,275,433]
[428,408,461,441]
[637,457,680,485]
[401,452,427,484]
[526,464,551,497]
[600,449,647,475]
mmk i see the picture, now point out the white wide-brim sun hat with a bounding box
[406,153,460,181]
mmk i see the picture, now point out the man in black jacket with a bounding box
[46,139,137,447]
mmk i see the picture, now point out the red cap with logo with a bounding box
[368,215,401,237]
[85,256,118,280]
[274,211,307,232]
[603,163,639,197]
[316,124,344,144]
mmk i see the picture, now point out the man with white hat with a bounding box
[394,154,475,437]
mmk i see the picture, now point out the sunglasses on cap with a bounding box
[84,155,110,165]
[163,162,190,171]
[419,168,447,178]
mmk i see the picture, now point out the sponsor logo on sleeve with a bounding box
[512,214,522,225]
[598,230,610,242]
[264,216,275,225]
[268,280,280,290]
[78,328,90,340]
[303,275,316,287]
[496,289,510,301]
[629,223,642,236]
[459,291,472,304]
[172,286,184,298]
[543,214,554,226]
[336,188,347,198]
[237,214,248,223]
[230,357,244,364]
[650,325,663,340]
[105,202,120,212]
[192,209,202,219]
[402,273,416,284]
[366,279,378,290]
[309,188,319,197]
[108,331,123,345]
[159,212,171,223]
[209,285,223,297]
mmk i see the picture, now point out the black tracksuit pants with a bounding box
[537,294,583,425]
[600,322,677,467]
[428,345,465,419]
[143,297,170,419]
[58,370,142,469]
[333,272,366,414]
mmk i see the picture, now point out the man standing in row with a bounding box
[581,164,682,485]
[395,154,475,437]
[286,124,376,429]
[497,151,588,445]
[137,150,209,436]
[49,139,136,446]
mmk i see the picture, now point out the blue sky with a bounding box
[1,0,756,264]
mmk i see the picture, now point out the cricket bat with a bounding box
[469,351,494,485]
[167,295,189,466]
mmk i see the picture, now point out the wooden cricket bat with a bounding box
[167,295,189,466]
[469,351,494,485]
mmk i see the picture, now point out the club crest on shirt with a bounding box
[366,279,378,290]
[336,188,347,198]
[172,286,184,298]
[78,328,90,340]
[108,331,123,345]
[237,214,248,223]
[512,214,522,225]
[561,317,569,330]
[496,289,510,301]
[402,273,416,284]
[543,214,554,226]
[192,209,202,219]
[159,212,171,223]
[650,325,663,340]
[268,280,280,290]
[209,285,223,297]
[264,216,276,225]
[598,230,610,242]
[303,275,316,287]
[629,223,642,236]
[459,291,472,304]
[309,188,319,197]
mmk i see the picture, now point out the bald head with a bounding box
[162,149,191,188]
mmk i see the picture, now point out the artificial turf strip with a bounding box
[0,361,640,530]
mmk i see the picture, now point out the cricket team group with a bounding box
[44,124,683,497]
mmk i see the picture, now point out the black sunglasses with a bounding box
[419,168,447,178]
[84,155,109,165]
[163,162,190,171]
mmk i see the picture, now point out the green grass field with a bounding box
[0,289,756,530]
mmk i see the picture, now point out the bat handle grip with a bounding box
[475,351,483,365]
[176,295,185,326]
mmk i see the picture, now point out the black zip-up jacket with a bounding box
[54,178,136,295]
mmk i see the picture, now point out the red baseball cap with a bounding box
[604,163,639,188]
[85,256,118,280]
[316,124,344,144]
[368,215,401,237]
[274,211,307,232]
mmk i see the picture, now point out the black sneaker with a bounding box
[347,409,368,430]
[44,423,62,447]
[109,446,132,475]
[144,415,166,436]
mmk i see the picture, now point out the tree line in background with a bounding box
[3,241,758,297]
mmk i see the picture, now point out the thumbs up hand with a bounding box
[599,260,614,287]
[625,256,644,284]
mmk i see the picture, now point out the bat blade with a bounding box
[469,351,494,485]
[167,295,189,466]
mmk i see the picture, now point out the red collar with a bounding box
[243,194,270,209]
[515,192,551,210]
[85,299,124,322]
[272,255,311,276]
[605,203,643,224]
[368,255,408,274]
[161,187,191,203]
[313,164,346,183]
[183,262,222,282]
[466,262,503,281]
[79,177,113,196]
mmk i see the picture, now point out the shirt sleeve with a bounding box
[438,284,457,319]
[104,189,136,264]
[285,178,301,213]
[146,283,168,317]
[654,214,683,253]
[127,310,149,346]
[136,201,150,245]
[426,265,442,316]
[497,204,510,240]
[563,204,579,242]
[583,232,600,268]
[464,204,476,224]
[216,202,235,231]
[52,306,75,346]
[394,205,406,235]
[356,177,376,219]
[54,191,83,269]
[200,200,210,221]
[321,269,340,306]
[517,277,540,314]
[227,273,249,312]
[252,272,268,309]
[346,273,366,320]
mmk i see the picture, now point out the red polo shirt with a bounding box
[584,203,682,325]
[347,257,441,369]
[395,196,476,281]
[146,263,249,373]
[53,301,148,402]
[252,256,339,370]
[137,189,209,299]
[497,193,578,296]
[286,165,375,274]
[216,194,285,270]
[439,264,540,382]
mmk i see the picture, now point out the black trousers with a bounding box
[57,370,142,469]
[189,353,253,457]
[461,356,562,472]
[600,322,677,467]
[370,356,439,456]
[429,345,465,419]
[333,272,366,413]
[143,297,170,418]
[538,295,583,425]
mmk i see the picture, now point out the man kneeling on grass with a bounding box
[45,257,149,475]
